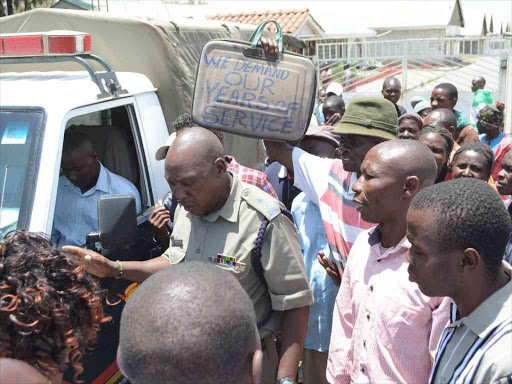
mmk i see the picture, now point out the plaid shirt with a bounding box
[226,156,278,199]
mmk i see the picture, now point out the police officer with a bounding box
[64,127,313,384]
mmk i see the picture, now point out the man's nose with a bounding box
[352,176,363,194]
[431,100,437,107]
[173,184,187,201]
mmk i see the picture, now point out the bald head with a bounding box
[165,127,230,216]
[323,95,346,122]
[167,126,225,169]
[382,77,402,105]
[0,359,48,384]
[118,262,260,384]
[373,140,438,188]
[471,76,486,92]
[354,139,438,224]
[383,76,401,89]
[423,108,457,133]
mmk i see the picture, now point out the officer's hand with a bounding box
[62,246,118,278]
[317,251,341,286]
[149,204,171,229]
[257,36,278,54]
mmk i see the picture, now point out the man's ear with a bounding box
[461,248,480,274]
[252,349,263,384]
[403,176,420,199]
[449,126,456,135]
[214,157,227,175]
[381,89,385,97]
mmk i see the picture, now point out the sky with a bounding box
[105,0,512,37]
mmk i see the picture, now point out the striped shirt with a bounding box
[292,148,374,276]
[430,262,512,384]
[327,227,451,384]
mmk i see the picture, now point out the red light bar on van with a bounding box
[0,31,91,57]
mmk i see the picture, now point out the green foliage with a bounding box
[1,0,52,16]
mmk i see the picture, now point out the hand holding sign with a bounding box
[192,20,316,142]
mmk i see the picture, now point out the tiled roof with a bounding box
[207,8,318,34]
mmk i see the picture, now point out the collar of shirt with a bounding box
[202,173,241,223]
[480,132,505,147]
[456,261,512,337]
[278,164,288,179]
[367,226,411,261]
[62,161,110,196]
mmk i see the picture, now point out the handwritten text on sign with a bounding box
[200,53,304,135]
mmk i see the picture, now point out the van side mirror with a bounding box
[86,195,137,251]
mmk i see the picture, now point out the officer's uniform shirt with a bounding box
[162,175,313,338]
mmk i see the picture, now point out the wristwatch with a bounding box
[275,379,295,384]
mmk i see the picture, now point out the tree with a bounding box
[2,0,49,16]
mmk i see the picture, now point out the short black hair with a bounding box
[452,142,495,179]
[118,262,258,384]
[434,83,458,100]
[173,112,224,145]
[63,127,94,155]
[419,125,455,154]
[411,178,512,279]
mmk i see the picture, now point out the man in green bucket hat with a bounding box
[265,96,398,284]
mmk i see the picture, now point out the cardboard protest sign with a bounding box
[192,20,316,142]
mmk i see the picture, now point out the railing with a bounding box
[316,37,512,61]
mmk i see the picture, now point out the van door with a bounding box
[57,98,163,384]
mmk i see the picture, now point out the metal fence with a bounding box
[313,36,512,131]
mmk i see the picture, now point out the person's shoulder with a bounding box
[240,183,284,221]
[104,168,138,192]
[476,333,512,383]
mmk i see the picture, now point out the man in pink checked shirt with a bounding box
[327,139,451,384]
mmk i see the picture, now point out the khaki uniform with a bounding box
[162,175,313,335]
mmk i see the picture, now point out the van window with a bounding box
[52,104,150,248]
[0,108,45,240]
[64,104,150,209]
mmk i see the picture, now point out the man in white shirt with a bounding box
[52,130,141,248]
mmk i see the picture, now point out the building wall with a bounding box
[367,28,448,57]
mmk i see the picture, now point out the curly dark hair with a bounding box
[0,230,109,383]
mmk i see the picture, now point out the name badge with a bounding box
[171,239,183,248]
[209,254,246,272]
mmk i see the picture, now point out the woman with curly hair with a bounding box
[0,230,109,383]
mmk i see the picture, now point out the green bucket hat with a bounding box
[332,97,398,140]
[477,104,504,126]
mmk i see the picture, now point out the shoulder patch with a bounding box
[241,187,283,221]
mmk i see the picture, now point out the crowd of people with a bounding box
[1,39,511,384]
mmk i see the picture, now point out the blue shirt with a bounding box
[480,132,505,153]
[52,162,141,248]
[291,192,339,352]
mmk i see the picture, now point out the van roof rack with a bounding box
[0,31,127,99]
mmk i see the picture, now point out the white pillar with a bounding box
[505,52,512,134]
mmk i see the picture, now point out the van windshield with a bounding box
[0,109,45,241]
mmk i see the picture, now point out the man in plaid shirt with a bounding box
[149,114,277,248]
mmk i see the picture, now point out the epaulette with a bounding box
[241,186,282,221]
